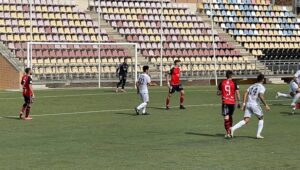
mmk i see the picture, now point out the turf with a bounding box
[0,85,299,170]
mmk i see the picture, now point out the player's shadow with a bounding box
[280,112,300,116]
[113,112,138,116]
[148,106,167,110]
[185,132,256,139]
[2,116,21,120]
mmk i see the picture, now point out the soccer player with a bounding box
[19,67,35,120]
[231,74,270,139]
[276,77,300,114]
[217,71,241,138]
[116,58,128,93]
[135,66,155,115]
[165,60,185,110]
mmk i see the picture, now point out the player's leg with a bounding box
[24,96,33,120]
[291,93,300,113]
[253,107,264,139]
[141,93,149,115]
[276,92,292,99]
[121,77,127,92]
[19,96,28,119]
[222,104,231,137]
[116,75,122,92]
[179,89,185,109]
[231,106,252,137]
[136,93,149,115]
[166,86,174,109]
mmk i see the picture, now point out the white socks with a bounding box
[257,120,264,136]
[137,102,147,113]
[277,92,291,98]
[232,120,246,131]
[292,93,300,105]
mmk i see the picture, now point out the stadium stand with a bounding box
[89,0,261,76]
[198,0,300,62]
[0,0,133,80]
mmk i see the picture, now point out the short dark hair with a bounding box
[257,73,265,82]
[124,58,128,61]
[24,67,31,74]
[174,59,181,64]
[226,70,233,78]
[143,65,149,72]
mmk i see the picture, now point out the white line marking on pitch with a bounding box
[0,102,289,119]
[0,104,218,119]
[0,89,228,100]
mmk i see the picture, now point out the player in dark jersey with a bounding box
[217,71,241,138]
[166,60,185,110]
[116,58,129,92]
[19,67,35,120]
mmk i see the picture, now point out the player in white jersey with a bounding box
[276,78,300,114]
[231,74,270,139]
[135,66,154,115]
[276,78,299,99]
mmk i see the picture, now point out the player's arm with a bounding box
[217,82,222,96]
[258,93,270,111]
[29,78,35,98]
[166,71,172,88]
[242,91,249,111]
[116,64,120,76]
[136,81,140,94]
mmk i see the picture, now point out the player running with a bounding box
[19,68,35,120]
[116,58,128,93]
[166,60,185,110]
[276,76,300,114]
[231,74,270,139]
[135,66,155,115]
[217,71,241,138]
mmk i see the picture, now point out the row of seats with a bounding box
[103,14,203,22]
[0,34,108,42]
[90,0,185,9]
[237,36,300,42]
[200,3,287,12]
[221,23,300,31]
[0,19,97,27]
[142,49,240,57]
[214,16,299,24]
[119,28,214,35]
[1,0,77,5]
[111,21,210,29]
[150,56,247,63]
[0,5,80,13]
[204,0,271,5]
[126,35,222,42]
[0,12,92,21]
[0,27,103,35]
[137,42,234,49]
[16,49,129,58]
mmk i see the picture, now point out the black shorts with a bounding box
[169,84,184,93]
[222,104,235,116]
[24,96,33,104]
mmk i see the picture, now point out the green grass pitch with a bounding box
[0,85,299,170]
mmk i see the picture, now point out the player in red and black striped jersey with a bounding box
[19,68,35,120]
[166,60,185,110]
[217,71,241,138]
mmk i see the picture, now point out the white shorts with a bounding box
[140,93,149,103]
[244,104,263,118]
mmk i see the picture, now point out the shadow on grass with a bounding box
[3,116,21,120]
[185,132,256,139]
[280,112,300,116]
[114,112,137,116]
[148,106,166,110]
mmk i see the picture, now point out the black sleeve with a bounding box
[29,77,33,85]
[234,81,239,90]
[168,67,174,75]
[218,82,222,91]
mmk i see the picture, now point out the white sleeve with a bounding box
[147,75,151,84]
[259,86,266,94]
[295,71,300,78]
